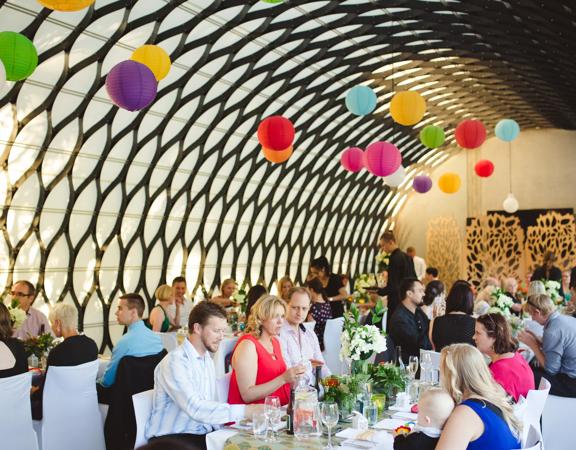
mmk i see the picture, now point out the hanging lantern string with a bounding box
[508,141,512,193]
[391,61,395,145]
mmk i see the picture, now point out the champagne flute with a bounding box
[408,356,419,381]
[421,352,432,383]
[320,402,339,450]
[264,395,281,441]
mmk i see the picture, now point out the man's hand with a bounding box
[309,359,324,368]
[518,330,540,349]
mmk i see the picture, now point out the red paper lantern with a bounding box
[474,160,494,177]
[455,119,486,149]
[257,116,295,151]
[340,147,364,172]
[363,141,402,177]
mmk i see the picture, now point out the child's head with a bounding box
[417,388,455,429]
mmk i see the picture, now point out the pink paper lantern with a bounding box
[413,175,432,193]
[363,141,402,177]
[340,147,364,172]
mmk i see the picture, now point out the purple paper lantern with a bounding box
[413,175,432,193]
[363,141,402,177]
[340,147,364,172]
[106,60,157,111]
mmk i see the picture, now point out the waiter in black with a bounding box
[375,231,416,329]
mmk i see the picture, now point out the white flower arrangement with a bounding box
[354,273,376,294]
[340,303,387,362]
[7,300,26,329]
[488,288,514,319]
[375,252,390,272]
[544,280,562,304]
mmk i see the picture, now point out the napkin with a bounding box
[335,428,393,444]
[373,418,407,430]
[391,411,418,421]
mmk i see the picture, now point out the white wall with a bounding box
[396,128,576,258]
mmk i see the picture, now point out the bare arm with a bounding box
[329,287,349,302]
[232,339,304,403]
[149,307,163,332]
[212,296,233,308]
[435,404,484,450]
[429,318,435,351]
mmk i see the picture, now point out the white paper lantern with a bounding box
[383,165,406,187]
[503,193,519,213]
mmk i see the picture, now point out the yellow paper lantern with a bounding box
[131,45,171,81]
[262,146,292,163]
[438,173,461,194]
[390,91,426,126]
[37,0,95,11]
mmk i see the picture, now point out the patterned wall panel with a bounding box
[1,0,576,350]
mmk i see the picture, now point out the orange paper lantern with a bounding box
[390,91,426,126]
[38,0,96,11]
[263,146,292,163]
[438,173,461,194]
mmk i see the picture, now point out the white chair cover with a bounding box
[213,336,238,379]
[133,389,154,449]
[303,321,316,333]
[419,349,441,370]
[216,372,232,402]
[155,332,178,352]
[522,424,543,449]
[520,378,550,446]
[0,371,39,450]
[542,392,576,450]
[322,317,346,375]
[40,359,105,450]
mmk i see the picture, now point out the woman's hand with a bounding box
[283,364,306,384]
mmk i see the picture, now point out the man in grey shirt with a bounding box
[519,293,576,397]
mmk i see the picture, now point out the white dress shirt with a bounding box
[278,320,331,386]
[145,338,245,439]
[413,256,427,281]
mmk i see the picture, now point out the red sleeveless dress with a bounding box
[227,334,290,405]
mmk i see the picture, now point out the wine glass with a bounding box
[320,402,339,450]
[264,395,281,441]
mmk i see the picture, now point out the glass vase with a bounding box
[351,358,370,375]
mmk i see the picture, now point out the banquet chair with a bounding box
[322,317,346,375]
[303,321,316,333]
[216,372,232,402]
[155,332,178,352]
[542,392,576,450]
[520,424,543,450]
[213,335,238,378]
[38,360,105,450]
[519,378,550,447]
[132,389,154,449]
[0,371,39,450]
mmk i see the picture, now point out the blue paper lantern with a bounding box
[495,119,520,142]
[345,85,377,116]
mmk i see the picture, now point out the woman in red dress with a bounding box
[228,295,305,405]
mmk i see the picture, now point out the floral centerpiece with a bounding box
[489,288,514,318]
[7,299,26,329]
[23,333,55,359]
[375,252,390,273]
[322,373,371,417]
[340,303,387,374]
[369,362,405,405]
[350,273,377,305]
[543,280,563,305]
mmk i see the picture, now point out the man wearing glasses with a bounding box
[10,280,53,340]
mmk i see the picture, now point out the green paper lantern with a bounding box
[0,32,38,81]
[419,125,445,149]
[261,0,284,3]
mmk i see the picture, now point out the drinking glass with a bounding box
[408,356,419,380]
[264,395,281,441]
[363,402,378,426]
[420,352,432,383]
[320,402,339,450]
[252,412,268,440]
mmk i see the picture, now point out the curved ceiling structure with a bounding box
[0,0,573,348]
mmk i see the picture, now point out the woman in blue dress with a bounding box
[435,343,521,450]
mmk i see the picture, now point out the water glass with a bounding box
[363,402,378,426]
[252,412,268,439]
[420,352,432,382]
[264,395,281,441]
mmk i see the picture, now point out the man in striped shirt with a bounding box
[146,301,262,449]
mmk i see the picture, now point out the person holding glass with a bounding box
[227,295,306,405]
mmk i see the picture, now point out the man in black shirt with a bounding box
[389,278,432,364]
[376,232,416,328]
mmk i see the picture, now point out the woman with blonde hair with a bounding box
[227,295,305,405]
[435,343,521,450]
[148,284,178,332]
[211,278,237,308]
[276,276,294,302]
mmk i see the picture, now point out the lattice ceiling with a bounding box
[0,0,574,349]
